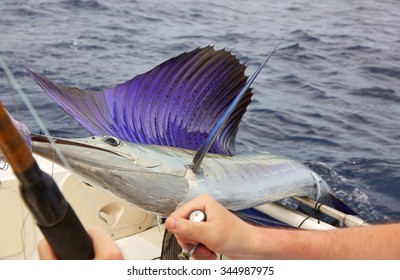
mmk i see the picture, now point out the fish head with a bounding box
[31,134,190,215]
[32,134,191,170]
[33,134,150,169]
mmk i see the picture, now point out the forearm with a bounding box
[248,223,400,259]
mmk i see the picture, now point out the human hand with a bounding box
[165,194,257,260]
[38,226,124,260]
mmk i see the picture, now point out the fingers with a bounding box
[165,217,218,260]
[166,194,225,255]
[192,244,218,260]
[38,226,124,260]
[166,194,222,244]
[167,194,255,259]
[37,239,57,260]
[88,226,124,260]
[166,216,207,243]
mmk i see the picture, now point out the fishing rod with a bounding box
[0,102,94,259]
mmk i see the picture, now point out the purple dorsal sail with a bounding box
[28,46,252,155]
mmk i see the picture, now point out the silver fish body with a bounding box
[32,135,330,217]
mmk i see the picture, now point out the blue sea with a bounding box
[1,0,399,223]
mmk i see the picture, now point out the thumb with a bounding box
[166,216,204,242]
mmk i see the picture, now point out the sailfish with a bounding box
[29,45,354,219]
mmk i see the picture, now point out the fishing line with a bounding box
[297,216,311,228]
[313,202,322,224]
[20,211,35,259]
[0,186,34,259]
[314,201,323,212]
[51,149,56,178]
[4,67,22,119]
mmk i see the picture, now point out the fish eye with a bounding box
[102,136,121,147]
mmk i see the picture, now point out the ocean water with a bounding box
[1,0,399,223]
